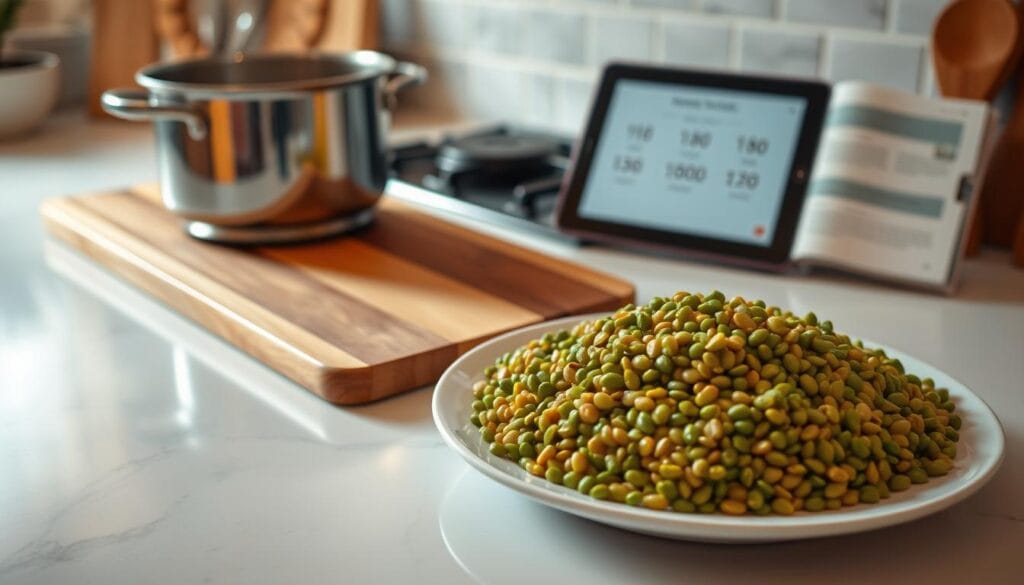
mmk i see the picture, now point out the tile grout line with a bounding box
[727,21,742,70]
[651,14,665,64]
[818,31,832,80]
[885,0,900,34]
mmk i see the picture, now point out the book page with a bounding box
[791,82,990,288]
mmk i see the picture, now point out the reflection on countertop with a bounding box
[439,469,1020,585]
[1,110,1023,584]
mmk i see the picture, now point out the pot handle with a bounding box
[101,89,207,140]
[384,62,427,107]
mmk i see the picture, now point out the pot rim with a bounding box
[0,49,60,73]
[136,50,399,98]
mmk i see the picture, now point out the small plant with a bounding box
[0,0,25,64]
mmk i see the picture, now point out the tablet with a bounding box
[556,63,830,267]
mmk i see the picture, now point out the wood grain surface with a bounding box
[41,186,635,404]
[89,0,160,117]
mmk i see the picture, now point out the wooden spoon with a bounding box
[932,0,1023,255]
[933,0,1022,100]
[983,1,1024,252]
[982,71,1024,250]
[1014,208,1024,266]
[156,0,327,58]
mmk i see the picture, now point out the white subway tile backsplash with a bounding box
[465,65,524,122]
[701,0,775,18]
[893,0,947,35]
[419,0,467,49]
[739,28,821,77]
[827,37,923,92]
[557,77,598,133]
[524,8,588,65]
[663,19,732,69]
[591,15,655,66]
[466,4,523,55]
[438,59,470,112]
[784,0,887,31]
[921,56,938,97]
[524,74,558,128]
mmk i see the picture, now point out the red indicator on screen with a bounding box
[753,225,766,238]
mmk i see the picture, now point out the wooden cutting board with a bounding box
[41,185,635,405]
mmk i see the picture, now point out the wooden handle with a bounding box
[1013,205,1024,266]
[966,210,985,256]
[982,70,1024,247]
[974,3,1024,249]
[316,0,378,51]
[262,0,328,52]
[154,0,206,58]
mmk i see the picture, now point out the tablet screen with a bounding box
[577,80,809,247]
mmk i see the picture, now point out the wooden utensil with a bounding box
[932,0,1023,255]
[41,185,635,405]
[264,0,377,52]
[983,1,1024,251]
[316,0,378,51]
[981,71,1024,249]
[1014,207,1024,266]
[88,0,159,117]
[262,0,328,52]
[157,0,329,58]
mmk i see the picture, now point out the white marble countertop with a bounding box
[2,111,1023,584]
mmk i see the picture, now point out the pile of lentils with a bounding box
[469,291,961,515]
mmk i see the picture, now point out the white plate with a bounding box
[432,314,1006,543]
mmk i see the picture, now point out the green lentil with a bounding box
[804,497,826,512]
[728,404,752,421]
[889,475,912,492]
[625,490,644,506]
[908,467,929,484]
[470,291,962,516]
[859,485,881,504]
[545,467,563,485]
[562,471,580,490]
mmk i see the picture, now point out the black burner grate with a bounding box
[389,125,574,231]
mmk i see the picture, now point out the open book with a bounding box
[792,82,994,293]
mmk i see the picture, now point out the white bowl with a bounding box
[10,25,89,107]
[0,49,59,138]
[433,314,1006,543]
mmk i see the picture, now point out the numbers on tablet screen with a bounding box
[736,135,770,156]
[627,124,654,143]
[680,130,712,149]
[726,170,760,190]
[665,162,707,183]
[613,155,644,174]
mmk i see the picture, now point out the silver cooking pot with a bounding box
[102,52,426,243]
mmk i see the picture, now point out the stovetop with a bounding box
[387,125,575,239]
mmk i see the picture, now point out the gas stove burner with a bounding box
[387,123,576,239]
[507,175,564,219]
[425,132,569,195]
[436,134,563,175]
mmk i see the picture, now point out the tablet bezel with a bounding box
[555,63,831,267]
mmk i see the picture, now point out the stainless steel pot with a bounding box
[102,52,426,243]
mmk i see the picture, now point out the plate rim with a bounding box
[432,314,1006,541]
